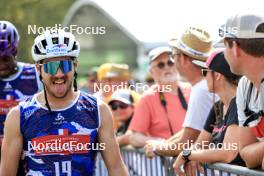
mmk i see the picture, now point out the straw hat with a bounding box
[169,27,213,61]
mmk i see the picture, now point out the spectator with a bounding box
[173,50,243,175]
[80,66,99,94]
[109,89,135,146]
[95,63,140,129]
[128,46,190,147]
[144,27,215,158]
[94,63,131,103]
[221,10,264,169]
[0,21,42,176]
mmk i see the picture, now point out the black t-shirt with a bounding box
[203,97,245,166]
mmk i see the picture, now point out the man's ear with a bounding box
[181,54,189,66]
[74,60,79,68]
[149,65,153,75]
[215,72,222,81]
[36,64,41,74]
[232,41,240,57]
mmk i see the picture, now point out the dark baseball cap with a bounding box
[193,49,240,80]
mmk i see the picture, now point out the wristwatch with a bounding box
[182,149,191,163]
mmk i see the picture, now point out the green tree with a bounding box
[0,0,73,63]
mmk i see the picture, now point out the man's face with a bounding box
[38,56,76,99]
[224,39,242,75]
[0,56,17,78]
[171,48,186,78]
[150,53,177,84]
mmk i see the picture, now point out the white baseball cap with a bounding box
[148,46,172,64]
[108,89,133,105]
[219,10,264,39]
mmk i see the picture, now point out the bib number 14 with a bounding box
[54,161,72,176]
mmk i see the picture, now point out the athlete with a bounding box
[0,21,41,144]
[0,29,128,176]
[0,21,42,176]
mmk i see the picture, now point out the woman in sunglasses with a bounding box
[173,50,244,176]
[108,89,135,146]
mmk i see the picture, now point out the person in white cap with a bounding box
[144,27,216,158]
[128,46,190,147]
[108,89,135,146]
[220,10,264,170]
[0,29,129,176]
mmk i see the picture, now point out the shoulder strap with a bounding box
[159,92,174,136]
[159,88,188,136]
[177,87,188,111]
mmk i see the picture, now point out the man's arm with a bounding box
[239,126,264,168]
[262,156,264,170]
[0,106,23,176]
[98,101,129,176]
[117,130,132,147]
[129,131,163,148]
[144,127,199,158]
[153,127,200,156]
[154,87,213,157]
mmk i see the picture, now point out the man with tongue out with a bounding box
[0,29,129,176]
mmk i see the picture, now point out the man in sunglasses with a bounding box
[0,21,42,175]
[0,29,129,176]
[221,11,264,170]
[129,46,190,148]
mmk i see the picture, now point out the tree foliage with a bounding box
[0,0,74,63]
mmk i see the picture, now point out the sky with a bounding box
[93,0,264,42]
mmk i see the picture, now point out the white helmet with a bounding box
[31,29,80,62]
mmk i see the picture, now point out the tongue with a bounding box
[54,83,66,95]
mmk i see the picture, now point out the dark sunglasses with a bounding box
[41,60,74,75]
[110,102,129,111]
[201,69,213,77]
[155,60,174,70]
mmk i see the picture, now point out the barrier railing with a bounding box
[95,146,264,176]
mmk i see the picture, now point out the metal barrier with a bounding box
[95,146,264,176]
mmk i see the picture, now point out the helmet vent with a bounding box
[41,39,47,49]
[52,37,58,44]
[72,41,77,51]
[34,45,41,54]
[3,23,7,30]
[64,37,69,46]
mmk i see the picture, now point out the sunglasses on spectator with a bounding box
[154,60,174,70]
[201,69,213,77]
[110,102,129,111]
[40,59,74,75]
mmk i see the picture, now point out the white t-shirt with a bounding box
[236,76,264,141]
[182,79,216,131]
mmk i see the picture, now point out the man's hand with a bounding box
[184,161,204,176]
[144,139,166,159]
[173,152,186,176]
